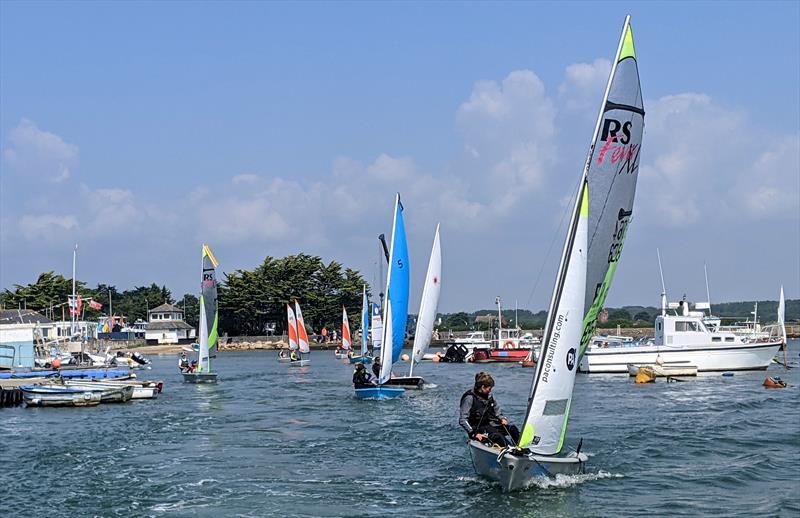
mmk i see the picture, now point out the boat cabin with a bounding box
[655,300,742,347]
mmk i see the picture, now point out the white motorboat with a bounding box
[64,379,160,399]
[581,298,782,373]
[21,385,103,407]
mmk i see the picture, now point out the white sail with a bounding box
[409,224,442,376]
[197,244,219,374]
[519,184,588,453]
[294,300,311,354]
[520,16,644,454]
[778,285,787,345]
[287,304,299,351]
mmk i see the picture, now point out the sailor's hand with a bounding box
[474,433,487,441]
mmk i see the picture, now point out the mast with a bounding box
[379,195,400,384]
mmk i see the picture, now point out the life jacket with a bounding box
[460,389,498,429]
[353,369,371,385]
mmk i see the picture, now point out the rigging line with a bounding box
[525,172,583,309]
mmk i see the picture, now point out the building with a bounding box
[144,303,196,345]
[0,309,51,368]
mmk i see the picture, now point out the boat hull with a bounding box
[468,440,588,492]
[287,359,311,367]
[334,353,348,360]
[276,356,291,363]
[65,381,158,399]
[182,372,219,383]
[354,386,405,400]
[21,386,102,407]
[349,355,373,364]
[470,349,531,363]
[382,376,424,390]
[580,340,782,373]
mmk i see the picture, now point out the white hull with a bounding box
[580,340,782,373]
[287,359,310,367]
[468,440,588,492]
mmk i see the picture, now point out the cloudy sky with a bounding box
[1,1,798,313]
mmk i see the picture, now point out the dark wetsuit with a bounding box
[459,389,520,447]
[353,369,374,388]
[372,361,381,378]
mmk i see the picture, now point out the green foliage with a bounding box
[218,254,369,336]
[1,272,85,318]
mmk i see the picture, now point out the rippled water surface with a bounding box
[2,341,799,517]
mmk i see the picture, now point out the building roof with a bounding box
[0,309,53,325]
[146,320,194,331]
[148,303,183,314]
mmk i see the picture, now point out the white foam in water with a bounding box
[523,470,624,490]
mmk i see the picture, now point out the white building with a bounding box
[145,303,196,345]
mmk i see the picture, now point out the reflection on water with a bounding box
[0,341,797,517]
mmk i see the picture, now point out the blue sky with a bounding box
[1,1,798,313]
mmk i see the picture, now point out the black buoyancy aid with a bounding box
[353,369,371,385]
[460,389,498,429]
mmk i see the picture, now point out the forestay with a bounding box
[379,193,410,384]
[579,18,645,357]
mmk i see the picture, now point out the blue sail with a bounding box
[387,196,410,365]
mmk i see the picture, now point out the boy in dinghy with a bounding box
[459,372,520,447]
[352,362,375,388]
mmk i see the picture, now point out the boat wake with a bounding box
[522,470,624,490]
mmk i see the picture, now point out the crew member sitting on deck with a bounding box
[352,362,375,388]
[459,372,520,448]
[178,353,190,372]
[372,356,382,378]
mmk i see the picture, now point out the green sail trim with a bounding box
[556,398,573,453]
[619,24,636,62]
[208,314,219,350]
[520,422,535,448]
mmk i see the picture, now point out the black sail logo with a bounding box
[566,348,576,371]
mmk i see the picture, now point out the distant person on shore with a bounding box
[352,362,374,388]
[372,356,381,378]
[459,372,520,447]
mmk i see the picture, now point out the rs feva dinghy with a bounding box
[469,16,644,491]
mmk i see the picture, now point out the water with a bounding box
[2,341,799,517]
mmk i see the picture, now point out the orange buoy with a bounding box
[763,376,787,388]
[52,357,61,369]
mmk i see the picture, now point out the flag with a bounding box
[88,300,102,310]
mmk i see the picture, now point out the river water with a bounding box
[1,341,798,517]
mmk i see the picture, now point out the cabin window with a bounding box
[712,337,722,342]
[725,337,734,342]
[675,321,699,332]
[657,322,662,331]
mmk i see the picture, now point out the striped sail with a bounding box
[342,306,351,351]
[409,224,441,376]
[379,193,410,384]
[198,244,219,373]
[294,300,310,354]
[778,286,787,345]
[361,285,369,356]
[579,17,645,357]
[519,184,588,453]
[287,304,299,350]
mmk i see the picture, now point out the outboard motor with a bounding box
[131,352,151,365]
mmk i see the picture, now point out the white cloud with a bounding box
[2,119,78,183]
[559,58,612,111]
[232,174,260,185]
[18,214,79,239]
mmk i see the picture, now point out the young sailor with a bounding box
[459,372,520,447]
[178,352,190,372]
[372,356,381,378]
[352,362,375,388]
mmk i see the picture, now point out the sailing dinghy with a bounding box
[288,300,311,367]
[336,307,351,359]
[355,193,409,400]
[469,16,644,490]
[183,244,220,383]
[280,303,300,363]
[350,285,373,364]
[386,224,441,390]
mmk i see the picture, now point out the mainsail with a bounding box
[342,306,351,351]
[379,193,410,384]
[371,303,383,352]
[409,224,442,376]
[294,300,311,354]
[520,16,644,454]
[361,285,369,356]
[778,285,787,346]
[579,16,645,357]
[198,244,219,374]
[287,304,299,350]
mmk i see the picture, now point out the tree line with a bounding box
[0,254,369,337]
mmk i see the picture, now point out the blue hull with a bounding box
[349,355,373,364]
[354,386,405,400]
[0,368,130,380]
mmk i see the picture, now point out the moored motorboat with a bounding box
[64,380,159,399]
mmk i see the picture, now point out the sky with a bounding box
[1,1,798,313]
